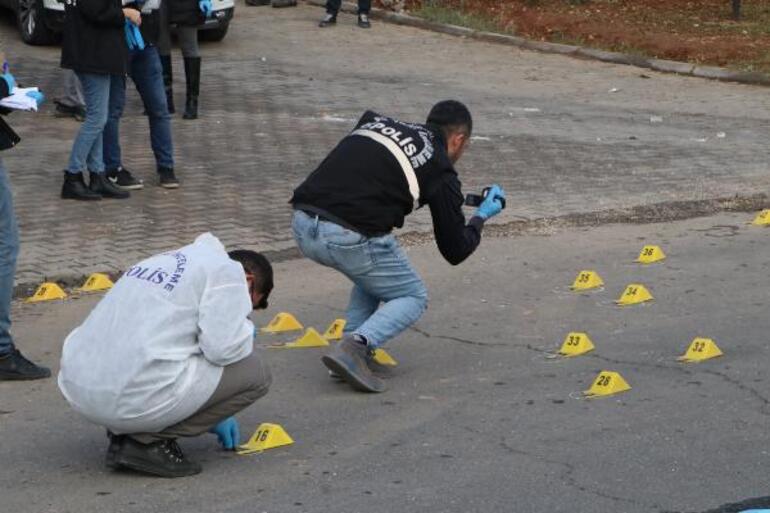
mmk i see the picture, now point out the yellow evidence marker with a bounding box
[237,423,294,455]
[26,282,67,303]
[372,348,398,366]
[751,209,770,226]
[616,284,653,306]
[323,319,346,340]
[571,270,604,291]
[584,371,631,398]
[678,337,723,363]
[558,332,595,357]
[77,273,114,292]
[261,312,303,334]
[635,245,666,264]
[282,328,329,349]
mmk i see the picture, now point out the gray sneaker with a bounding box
[322,336,385,393]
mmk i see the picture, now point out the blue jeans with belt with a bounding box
[292,210,428,347]
[0,158,19,355]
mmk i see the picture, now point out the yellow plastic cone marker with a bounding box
[571,270,604,291]
[616,284,653,306]
[751,209,770,226]
[558,332,595,357]
[678,337,723,363]
[26,282,67,303]
[261,312,303,333]
[373,348,398,366]
[584,371,631,398]
[237,423,294,455]
[636,245,666,264]
[323,319,346,340]
[77,273,114,292]
[282,328,329,349]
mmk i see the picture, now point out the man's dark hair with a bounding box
[228,249,273,309]
[426,100,473,138]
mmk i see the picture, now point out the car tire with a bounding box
[18,0,58,45]
[198,21,229,42]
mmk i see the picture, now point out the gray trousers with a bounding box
[157,1,201,58]
[58,70,85,109]
[131,349,272,444]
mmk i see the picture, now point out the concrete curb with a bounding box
[303,0,770,87]
[15,193,770,300]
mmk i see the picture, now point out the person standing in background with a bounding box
[54,70,86,121]
[60,0,140,200]
[157,0,212,120]
[0,57,51,381]
[319,0,371,28]
[103,0,180,190]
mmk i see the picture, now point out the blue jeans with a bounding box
[0,159,19,355]
[67,72,113,173]
[103,46,174,171]
[292,210,428,347]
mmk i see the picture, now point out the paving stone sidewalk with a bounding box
[3,2,770,288]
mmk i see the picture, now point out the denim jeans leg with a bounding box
[131,46,174,169]
[0,160,19,355]
[345,285,379,335]
[67,73,111,173]
[291,210,428,347]
[345,236,428,347]
[102,73,127,171]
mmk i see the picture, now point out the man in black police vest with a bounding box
[290,100,505,393]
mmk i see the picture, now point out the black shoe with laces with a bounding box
[319,13,336,27]
[112,437,202,478]
[158,167,180,189]
[89,172,130,199]
[0,349,51,381]
[107,167,144,190]
[357,13,371,28]
[158,167,179,189]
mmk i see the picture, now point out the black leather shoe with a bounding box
[113,438,202,478]
[105,433,125,469]
[0,349,51,381]
[89,172,130,199]
[357,13,371,28]
[321,336,385,393]
[61,171,101,201]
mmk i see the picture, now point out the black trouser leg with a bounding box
[159,54,175,114]
[182,56,201,120]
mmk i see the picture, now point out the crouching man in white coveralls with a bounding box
[58,233,273,478]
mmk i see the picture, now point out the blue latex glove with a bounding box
[210,416,240,450]
[25,90,45,108]
[475,184,506,220]
[199,0,213,17]
[1,70,16,93]
[124,21,145,51]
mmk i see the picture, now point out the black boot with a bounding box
[105,432,125,469]
[113,437,202,478]
[160,54,175,114]
[61,171,101,201]
[182,57,201,120]
[321,336,385,393]
[89,172,130,199]
[0,349,51,381]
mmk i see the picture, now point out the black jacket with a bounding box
[60,0,129,75]
[291,111,485,265]
[168,0,204,26]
